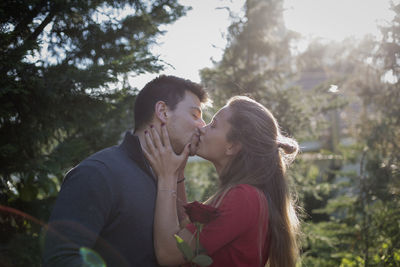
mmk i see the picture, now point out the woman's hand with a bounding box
[143,124,190,181]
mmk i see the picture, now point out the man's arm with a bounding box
[43,164,112,267]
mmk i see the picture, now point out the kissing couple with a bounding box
[43,75,301,267]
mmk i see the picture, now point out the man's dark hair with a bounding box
[134,75,207,132]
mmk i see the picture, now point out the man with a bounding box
[43,75,208,267]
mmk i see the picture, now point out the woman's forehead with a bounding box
[214,106,231,120]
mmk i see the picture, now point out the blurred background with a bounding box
[1,0,399,266]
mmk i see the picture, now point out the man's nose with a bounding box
[197,118,206,128]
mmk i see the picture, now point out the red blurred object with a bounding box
[184,201,219,224]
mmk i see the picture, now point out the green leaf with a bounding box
[174,234,194,261]
[192,254,213,267]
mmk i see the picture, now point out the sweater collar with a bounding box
[119,131,155,180]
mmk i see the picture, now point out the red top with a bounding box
[186,184,270,267]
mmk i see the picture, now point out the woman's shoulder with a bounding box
[228,184,262,197]
[232,183,259,192]
[218,184,268,225]
[223,184,266,207]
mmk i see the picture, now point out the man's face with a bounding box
[166,91,206,155]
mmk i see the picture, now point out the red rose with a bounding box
[184,201,219,224]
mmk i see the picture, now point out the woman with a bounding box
[143,96,301,267]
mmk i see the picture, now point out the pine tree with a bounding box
[200,0,307,135]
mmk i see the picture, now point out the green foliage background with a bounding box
[1,0,399,266]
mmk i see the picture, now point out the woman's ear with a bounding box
[225,141,242,156]
[154,101,168,123]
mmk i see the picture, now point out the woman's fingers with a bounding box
[142,145,154,165]
[182,142,191,159]
[143,124,192,179]
[144,130,157,157]
[142,146,161,178]
[150,125,164,151]
[161,123,173,150]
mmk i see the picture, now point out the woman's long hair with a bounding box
[208,96,301,267]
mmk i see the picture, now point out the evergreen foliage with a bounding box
[0,1,187,265]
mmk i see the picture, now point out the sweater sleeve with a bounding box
[43,163,113,267]
[186,184,261,255]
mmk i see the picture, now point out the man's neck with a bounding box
[135,123,162,150]
[134,129,147,152]
[134,128,158,180]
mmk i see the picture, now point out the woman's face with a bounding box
[196,106,235,164]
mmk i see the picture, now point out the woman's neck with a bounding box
[213,157,230,177]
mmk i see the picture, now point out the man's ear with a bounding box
[154,101,169,123]
[225,141,242,156]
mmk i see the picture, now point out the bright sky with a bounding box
[130,0,396,89]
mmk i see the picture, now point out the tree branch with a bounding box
[1,10,55,76]
[26,10,55,43]
[11,0,48,44]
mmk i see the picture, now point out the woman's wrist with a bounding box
[158,188,177,198]
[157,175,178,188]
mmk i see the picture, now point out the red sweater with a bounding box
[186,184,270,267]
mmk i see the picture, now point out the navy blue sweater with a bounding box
[43,132,159,267]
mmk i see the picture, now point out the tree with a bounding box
[349,3,400,264]
[200,0,308,136]
[0,1,187,265]
[295,4,400,265]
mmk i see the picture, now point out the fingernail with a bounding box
[150,125,154,128]
[144,130,148,134]
[189,144,191,148]
[161,123,165,127]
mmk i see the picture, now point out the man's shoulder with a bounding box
[86,145,120,162]
[82,145,130,167]
[73,144,145,177]
[62,145,142,190]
